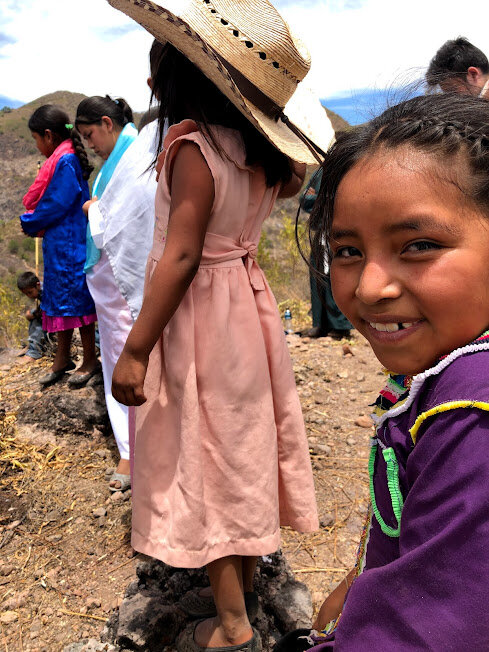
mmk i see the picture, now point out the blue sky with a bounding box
[0,0,488,124]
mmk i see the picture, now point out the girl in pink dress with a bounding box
[110,1,321,649]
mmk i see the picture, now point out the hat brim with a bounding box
[107,0,331,164]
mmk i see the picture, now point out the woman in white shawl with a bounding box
[76,42,164,491]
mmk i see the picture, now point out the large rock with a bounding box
[116,593,186,650]
[16,375,109,435]
[99,552,312,651]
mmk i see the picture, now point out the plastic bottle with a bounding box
[284,308,293,334]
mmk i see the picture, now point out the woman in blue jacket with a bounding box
[21,105,98,387]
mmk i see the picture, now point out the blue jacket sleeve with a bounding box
[318,408,489,651]
[20,157,83,235]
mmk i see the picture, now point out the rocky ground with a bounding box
[0,331,382,651]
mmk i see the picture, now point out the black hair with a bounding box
[28,105,93,180]
[75,95,133,131]
[309,92,489,274]
[150,43,292,187]
[17,271,40,290]
[426,37,489,88]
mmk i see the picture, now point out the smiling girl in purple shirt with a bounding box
[276,93,489,651]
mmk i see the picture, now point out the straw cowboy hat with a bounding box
[106,0,333,164]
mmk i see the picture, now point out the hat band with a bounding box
[218,56,326,164]
[217,55,284,120]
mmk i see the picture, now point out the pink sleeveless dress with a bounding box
[132,120,318,568]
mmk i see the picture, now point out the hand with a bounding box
[82,197,98,217]
[312,569,356,631]
[25,309,34,322]
[112,350,148,406]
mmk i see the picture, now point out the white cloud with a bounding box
[1,0,488,110]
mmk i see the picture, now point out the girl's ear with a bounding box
[101,115,114,132]
[44,129,54,144]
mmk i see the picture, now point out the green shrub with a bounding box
[22,238,35,252]
[8,239,19,254]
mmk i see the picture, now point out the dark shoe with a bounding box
[39,360,76,387]
[176,621,261,652]
[300,326,325,338]
[179,590,259,622]
[328,329,351,340]
[67,363,102,388]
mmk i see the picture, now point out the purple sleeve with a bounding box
[313,408,489,651]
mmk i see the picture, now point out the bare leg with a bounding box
[76,323,98,373]
[194,556,253,647]
[242,556,258,593]
[51,329,73,372]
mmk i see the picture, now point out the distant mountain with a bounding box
[0,95,23,110]
[323,85,424,126]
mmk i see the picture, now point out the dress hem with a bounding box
[131,530,282,568]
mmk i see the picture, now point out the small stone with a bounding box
[346,437,356,446]
[105,467,116,479]
[43,607,54,616]
[355,416,373,429]
[356,374,366,382]
[86,597,101,609]
[316,444,332,456]
[337,370,349,379]
[98,517,107,527]
[122,490,131,502]
[92,507,107,518]
[0,610,19,624]
[0,564,15,576]
[320,513,335,528]
[6,519,21,530]
[110,491,124,502]
[46,534,62,542]
[342,343,354,356]
[94,449,109,459]
[125,548,136,559]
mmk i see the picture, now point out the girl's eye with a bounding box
[403,240,443,253]
[334,246,362,259]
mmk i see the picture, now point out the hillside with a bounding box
[0,90,350,346]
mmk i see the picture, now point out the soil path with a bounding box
[0,333,381,650]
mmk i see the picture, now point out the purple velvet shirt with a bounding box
[313,344,489,650]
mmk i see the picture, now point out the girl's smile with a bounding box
[330,146,489,375]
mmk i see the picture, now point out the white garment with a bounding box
[95,120,159,320]
[86,120,160,459]
[87,251,132,459]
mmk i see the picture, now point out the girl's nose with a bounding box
[355,260,402,305]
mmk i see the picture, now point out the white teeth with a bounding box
[369,321,416,332]
[369,322,400,332]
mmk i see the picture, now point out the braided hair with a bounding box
[28,105,93,180]
[75,95,133,130]
[309,92,489,271]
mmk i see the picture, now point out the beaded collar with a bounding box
[371,329,489,422]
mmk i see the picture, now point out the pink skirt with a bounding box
[42,312,97,333]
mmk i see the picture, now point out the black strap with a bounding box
[216,55,326,163]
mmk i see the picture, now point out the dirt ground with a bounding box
[0,332,382,651]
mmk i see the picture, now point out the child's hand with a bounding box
[25,309,34,322]
[312,569,356,631]
[82,197,98,217]
[112,350,148,406]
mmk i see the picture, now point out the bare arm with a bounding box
[112,142,214,406]
[277,160,307,198]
